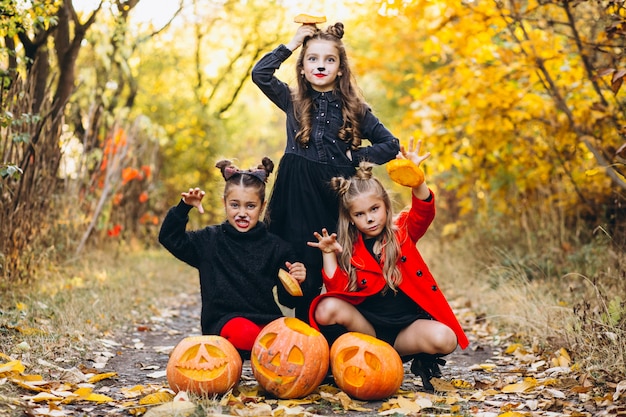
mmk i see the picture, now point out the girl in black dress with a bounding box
[252,21,400,322]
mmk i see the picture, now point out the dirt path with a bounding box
[74,291,620,416]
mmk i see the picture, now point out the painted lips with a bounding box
[235,219,250,229]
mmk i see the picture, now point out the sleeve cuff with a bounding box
[276,44,293,59]
[175,199,193,215]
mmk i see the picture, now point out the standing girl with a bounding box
[158,157,306,359]
[307,139,469,391]
[251,21,400,322]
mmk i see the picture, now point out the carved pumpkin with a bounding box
[330,332,404,400]
[166,335,242,395]
[251,317,329,399]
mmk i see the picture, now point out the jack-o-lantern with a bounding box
[330,332,404,400]
[166,335,242,395]
[251,317,329,399]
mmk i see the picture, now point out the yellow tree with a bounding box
[357,0,626,239]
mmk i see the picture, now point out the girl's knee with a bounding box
[314,297,344,325]
[434,327,458,354]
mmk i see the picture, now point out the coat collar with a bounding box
[351,233,383,273]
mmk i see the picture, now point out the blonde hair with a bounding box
[331,162,402,292]
[292,22,367,150]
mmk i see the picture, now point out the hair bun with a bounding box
[355,161,374,180]
[330,176,350,196]
[326,22,344,39]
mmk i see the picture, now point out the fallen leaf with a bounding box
[87,372,117,383]
[139,391,174,405]
[26,392,63,402]
[614,379,626,401]
[0,360,25,374]
[143,401,197,417]
[146,370,167,379]
[501,377,538,393]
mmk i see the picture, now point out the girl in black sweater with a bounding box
[159,157,306,358]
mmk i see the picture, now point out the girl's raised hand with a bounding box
[307,228,343,254]
[287,24,317,51]
[399,137,431,167]
[181,187,205,214]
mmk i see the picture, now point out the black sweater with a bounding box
[158,201,300,334]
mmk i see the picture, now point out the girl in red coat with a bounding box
[307,139,469,391]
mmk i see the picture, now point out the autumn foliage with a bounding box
[357,0,626,237]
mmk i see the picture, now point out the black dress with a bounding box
[252,44,400,321]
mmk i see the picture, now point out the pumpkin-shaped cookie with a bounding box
[386,159,425,188]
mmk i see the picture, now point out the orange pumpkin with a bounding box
[330,332,404,400]
[166,335,242,395]
[386,158,425,188]
[251,317,329,399]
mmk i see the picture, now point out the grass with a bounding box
[0,242,197,372]
[420,214,626,379]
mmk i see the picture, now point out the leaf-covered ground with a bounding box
[1,291,624,417]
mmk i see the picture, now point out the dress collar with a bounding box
[310,88,339,102]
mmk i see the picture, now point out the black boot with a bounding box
[410,353,446,392]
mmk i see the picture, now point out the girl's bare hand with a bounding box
[286,261,306,283]
[181,187,205,214]
[307,228,343,254]
[399,137,431,167]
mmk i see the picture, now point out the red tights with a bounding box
[220,317,264,351]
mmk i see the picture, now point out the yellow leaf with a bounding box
[452,379,473,389]
[551,347,571,367]
[0,360,25,374]
[502,377,538,393]
[11,325,46,335]
[505,343,524,354]
[121,385,147,398]
[70,387,112,403]
[27,392,63,402]
[498,412,526,417]
[473,363,496,372]
[139,391,173,405]
[72,387,93,398]
[87,372,117,383]
[15,302,27,311]
[84,393,114,403]
[336,392,371,412]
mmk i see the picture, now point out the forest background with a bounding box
[0,0,625,387]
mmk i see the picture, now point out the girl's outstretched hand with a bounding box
[307,228,343,254]
[181,187,205,214]
[399,137,431,167]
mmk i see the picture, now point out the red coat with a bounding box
[308,192,469,349]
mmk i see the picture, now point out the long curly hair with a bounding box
[331,162,402,292]
[292,22,367,151]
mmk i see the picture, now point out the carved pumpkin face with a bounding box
[330,332,404,400]
[166,335,242,395]
[251,317,329,399]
